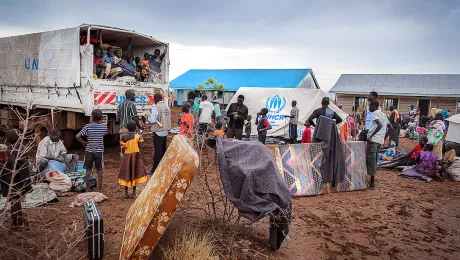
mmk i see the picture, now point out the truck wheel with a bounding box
[35,125,49,145]
[62,130,75,149]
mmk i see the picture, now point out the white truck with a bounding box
[0,24,169,147]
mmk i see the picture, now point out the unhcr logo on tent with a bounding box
[265,95,287,113]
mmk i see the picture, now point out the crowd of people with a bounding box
[81,33,168,82]
[0,87,456,229]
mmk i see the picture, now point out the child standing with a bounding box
[255,108,272,144]
[0,129,32,228]
[245,115,252,141]
[301,120,312,143]
[179,102,194,139]
[76,109,108,192]
[366,100,389,189]
[214,122,225,137]
[118,121,148,198]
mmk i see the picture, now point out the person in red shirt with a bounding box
[378,136,428,169]
[301,120,312,143]
[93,47,104,78]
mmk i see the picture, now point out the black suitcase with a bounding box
[83,201,104,259]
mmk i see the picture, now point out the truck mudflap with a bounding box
[93,92,164,105]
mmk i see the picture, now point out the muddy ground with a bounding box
[1,107,460,260]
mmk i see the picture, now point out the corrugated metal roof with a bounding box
[330,74,460,97]
[170,69,314,91]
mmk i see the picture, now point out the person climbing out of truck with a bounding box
[148,46,168,82]
[76,109,108,193]
[102,46,122,79]
[0,129,33,229]
[93,47,104,79]
[36,129,79,173]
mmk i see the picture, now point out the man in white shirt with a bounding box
[36,129,79,173]
[359,91,381,141]
[366,99,390,189]
[197,95,215,135]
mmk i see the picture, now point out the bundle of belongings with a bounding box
[42,160,97,192]
[216,136,292,251]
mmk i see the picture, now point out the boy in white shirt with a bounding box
[198,94,215,135]
[366,99,390,189]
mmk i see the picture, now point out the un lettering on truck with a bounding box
[0,27,80,88]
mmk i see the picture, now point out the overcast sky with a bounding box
[1,0,459,91]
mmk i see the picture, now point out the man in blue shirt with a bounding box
[358,91,381,142]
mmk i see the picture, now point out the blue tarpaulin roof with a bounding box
[170,69,315,91]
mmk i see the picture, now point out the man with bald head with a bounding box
[307,97,343,127]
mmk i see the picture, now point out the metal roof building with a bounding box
[170,69,319,105]
[330,74,460,116]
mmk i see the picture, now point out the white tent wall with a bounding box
[226,88,347,138]
[0,27,80,88]
[446,114,460,143]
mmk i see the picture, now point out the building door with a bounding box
[419,99,430,116]
[176,90,184,106]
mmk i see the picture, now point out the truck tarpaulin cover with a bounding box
[226,88,347,138]
[0,27,80,87]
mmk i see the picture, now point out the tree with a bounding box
[197,78,225,95]
[204,78,225,92]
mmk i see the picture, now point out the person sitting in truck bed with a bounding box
[94,47,104,79]
[117,56,137,78]
[102,47,122,79]
[138,53,150,82]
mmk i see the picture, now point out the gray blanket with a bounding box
[216,137,292,250]
[313,116,345,187]
[216,137,292,221]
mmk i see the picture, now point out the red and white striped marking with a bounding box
[94,92,116,105]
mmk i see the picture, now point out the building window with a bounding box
[354,97,367,111]
[384,98,399,111]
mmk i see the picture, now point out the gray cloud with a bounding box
[0,0,459,90]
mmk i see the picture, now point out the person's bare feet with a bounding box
[123,193,130,199]
[130,193,138,199]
